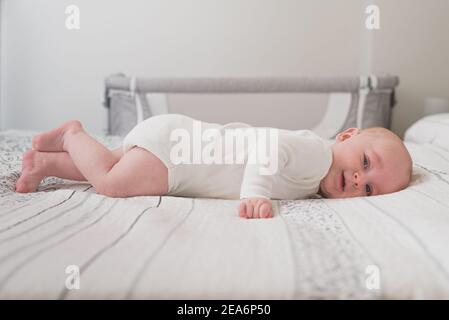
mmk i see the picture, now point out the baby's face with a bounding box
[319,128,412,199]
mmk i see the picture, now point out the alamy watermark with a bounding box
[63,4,381,31]
[65,264,80,290]
[169,120,280,175]
[65,5,80,30]
[365,264,380,290]
[365,5,380,30]
[64,4,378,31]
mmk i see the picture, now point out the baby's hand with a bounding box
[238,198,273,219]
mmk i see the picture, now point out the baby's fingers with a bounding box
[238,201,254,218]
[245,201,254,218]
[259,202,273,218]
[238,199,272,219]
[238,202,247,218]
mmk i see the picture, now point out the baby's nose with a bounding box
[353,172,361,188]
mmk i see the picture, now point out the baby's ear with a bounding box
[336,127,360,142]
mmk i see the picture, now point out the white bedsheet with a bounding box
[0,130,448,299]
[404,113,449,151]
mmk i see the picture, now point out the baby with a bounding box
[15,114,413,219]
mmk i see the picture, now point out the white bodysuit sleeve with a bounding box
[239,131,331,200]
[239,135,290,200]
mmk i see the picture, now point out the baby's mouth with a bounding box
[341,171,345,191]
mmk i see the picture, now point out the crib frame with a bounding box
[103,74,399,138]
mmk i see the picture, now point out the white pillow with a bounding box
[404,113,449,151]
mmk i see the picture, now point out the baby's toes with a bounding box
[15,172,38,193]
[15,178,27,193]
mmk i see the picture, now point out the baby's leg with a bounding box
[15,148,123,193]
[32,120,168,197]
[96,146,169,197]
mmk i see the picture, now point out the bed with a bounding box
[1,120,448,299]
[1,75,449,299]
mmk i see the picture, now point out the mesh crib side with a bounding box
[106,90,152,136]
[103,75,399,137]
[363,90,395,129]
[339,89,396,137]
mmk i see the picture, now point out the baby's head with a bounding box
[319,127,412,199]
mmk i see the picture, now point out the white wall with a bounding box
[0,0,367,134]
[372,0,449,137]
[6,0,448,137]
[0,0,5,130]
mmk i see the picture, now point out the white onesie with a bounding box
[122,114,332,200]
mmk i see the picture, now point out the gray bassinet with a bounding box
[103,74,399,138]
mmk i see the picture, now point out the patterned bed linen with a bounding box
[0,130,448,299]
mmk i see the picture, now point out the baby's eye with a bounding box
[365,184,372,196]
[363,154,369,169]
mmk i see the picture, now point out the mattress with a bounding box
[0,130,448,299]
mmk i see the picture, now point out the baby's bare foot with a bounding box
[15,150,48,193]
[32,120,83,152]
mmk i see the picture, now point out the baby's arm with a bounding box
[238,140,288,219]
[238,164,276,219]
